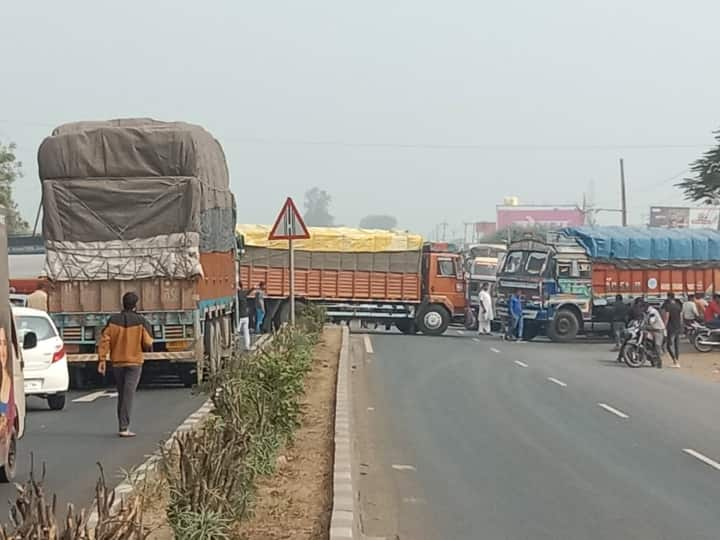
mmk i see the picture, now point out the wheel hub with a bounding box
[424,311,443,330]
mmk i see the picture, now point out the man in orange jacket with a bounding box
[98,292,153,437]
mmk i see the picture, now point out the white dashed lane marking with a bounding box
[472,338,481,343]
[514,360,529,368]
[363,335,374,354]
[683,449,720,472]
[392,464,417,471]
[598,403,629,419]
[490,348,501,353]
[547,377,568,388]
[72,390,118,403]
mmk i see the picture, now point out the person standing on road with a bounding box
[644,302,666,369]
[477,283,493,336]
[661,293,682,368]
[27,282,49,311]
[509,290,524,341]
[630,297,645,321]
[97,292,153,438]
[611,294,629,351]
[237,281,251,351]
[254,281,266,334]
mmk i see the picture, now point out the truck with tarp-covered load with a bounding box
[237,225,468,335]
[495,226,720,342]
[38,119,238,386]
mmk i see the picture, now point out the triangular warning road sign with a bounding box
[268,197,311,240]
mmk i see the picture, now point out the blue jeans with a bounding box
[513,315,524,339]
[255,308,265,333]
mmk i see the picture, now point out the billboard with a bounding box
[649,206,719,229]
[496,205,584,229]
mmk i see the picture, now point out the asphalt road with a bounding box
[353,330,720,540]
[1,379,205,514]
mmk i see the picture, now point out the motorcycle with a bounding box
[618,319,661,368]
[691,322,720,353]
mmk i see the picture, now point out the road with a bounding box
[352,330,720,540]
[2,379,204,513]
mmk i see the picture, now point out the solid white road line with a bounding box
[363,335,374,354]
[514,360,529,368]
[392,464,417,471]
[547,377,568,387]
[683,449,720,472]
[490,347,501,353]
[597,403,629,419]
[72,390,118,403]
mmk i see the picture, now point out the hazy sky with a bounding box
[2,1,719,238]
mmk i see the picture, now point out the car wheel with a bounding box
[0,427,17,483]
[47,393,66,411]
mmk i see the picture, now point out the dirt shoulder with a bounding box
[235,326,340,539]
[675,349,720,383]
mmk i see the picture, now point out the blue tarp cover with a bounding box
[560,226,720,261]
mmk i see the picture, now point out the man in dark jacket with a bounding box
[611,294,629,350]
[98,292,153,437]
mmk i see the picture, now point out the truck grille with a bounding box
[62,327,82,341]
[164,325,185,340]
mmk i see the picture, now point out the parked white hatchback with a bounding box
[14,307,69,410]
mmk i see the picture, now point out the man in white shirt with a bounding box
[644,304,666,369]
[477,283,494,335]
[681,296,700,324]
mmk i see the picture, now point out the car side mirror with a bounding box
[23,332,37,350]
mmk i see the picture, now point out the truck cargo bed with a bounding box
[592,263,720,296]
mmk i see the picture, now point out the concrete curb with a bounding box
[330,324,356,539]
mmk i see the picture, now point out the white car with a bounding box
[13,307,69,410]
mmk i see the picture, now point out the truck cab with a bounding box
[495,237,593,341]
[416,243,467,335]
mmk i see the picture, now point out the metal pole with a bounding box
[289,237,295,325]
[620,158,628,226]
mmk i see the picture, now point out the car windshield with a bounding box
[16,315,56,341]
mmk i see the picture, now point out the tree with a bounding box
[358,214,398,230]
[303,187,334,226]
[677,130,720,204]
[0,142,29,234]
[484,225,550,244]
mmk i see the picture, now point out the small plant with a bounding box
[170,510,231,540]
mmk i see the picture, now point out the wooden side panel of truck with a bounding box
[591,263,720,297]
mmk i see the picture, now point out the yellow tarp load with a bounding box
[236,224,424,252]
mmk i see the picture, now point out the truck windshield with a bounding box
[525,252,547,275]
[503,252,523,274]
[502,251,548,276]
[472,263,496,276]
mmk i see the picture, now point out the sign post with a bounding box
[268,197,310,325]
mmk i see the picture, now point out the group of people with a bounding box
[611,291,720,369]
[236,281,267,351]
[474,284,524,340]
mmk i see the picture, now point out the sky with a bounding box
[1,1,719,239]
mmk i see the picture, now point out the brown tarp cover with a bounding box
[39,119,236,280]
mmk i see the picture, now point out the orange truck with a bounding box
[496,226,720,341]
[237,226,468,335]
[38,119,237,386]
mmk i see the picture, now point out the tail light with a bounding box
[52,345,66,363]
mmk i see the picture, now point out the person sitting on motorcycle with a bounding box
[643,302,666,369]
[703,294,720,329]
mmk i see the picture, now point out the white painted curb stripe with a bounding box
[363,334,374,354]
[330,325,356,539]
[597,403,629,419]
[683,448,720,472]
[547,377,567,387]
[73,390,117,403]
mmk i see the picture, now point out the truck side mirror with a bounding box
[23,331,37,350]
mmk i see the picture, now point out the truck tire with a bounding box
[547,309,579,342]
[417,305,450,336]
[395,320,417,335]
[0,428,17,483]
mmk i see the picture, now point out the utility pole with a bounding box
[620,158,628,226]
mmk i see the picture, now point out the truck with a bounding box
[495,226,720,342]
[464,243,507,307]
[0,210,34,481]
[237,225,468,335]
[38,119,238,386]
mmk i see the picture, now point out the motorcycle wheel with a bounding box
[692,331,714,353]
[623,344,644,368]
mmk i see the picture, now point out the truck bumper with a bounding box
[67,351,196,364]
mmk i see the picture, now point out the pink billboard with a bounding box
[496,205,584,229]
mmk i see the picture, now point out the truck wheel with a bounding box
[417,305,450,336]
[547,309,579,342]
[0,428,17,483]
[395,320,417,335]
